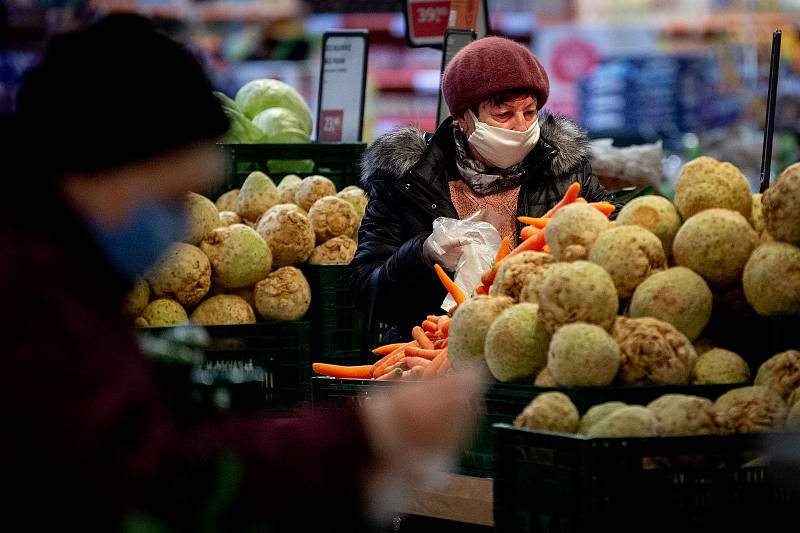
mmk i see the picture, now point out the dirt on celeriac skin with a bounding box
[612,316,696,385]
[254,266,311,321]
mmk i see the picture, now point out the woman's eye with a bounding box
[495,113,512,120]
[524,111,535,120]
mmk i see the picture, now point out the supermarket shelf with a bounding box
[373,68,440,92]
[91,0,301,22]
[579,10,800,33]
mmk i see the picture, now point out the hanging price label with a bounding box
[449,0,480,30]
[404,0,490,49]
[406,0,451,45]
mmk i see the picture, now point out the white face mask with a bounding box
[466,109,540,169]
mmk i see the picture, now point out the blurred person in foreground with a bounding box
[350,37,620,343]
[0,15,482,531]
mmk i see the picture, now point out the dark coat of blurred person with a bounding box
[0,15,481,531]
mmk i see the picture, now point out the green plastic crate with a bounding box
[301,264,373,361]
[220,142,366,193]
[139,321,312,411]
[312,380,743,479]
[494,424,800,533]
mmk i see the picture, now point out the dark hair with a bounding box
[469,89,536,116]
[15,14,228,178]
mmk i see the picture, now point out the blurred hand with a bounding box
[359,367,486,523]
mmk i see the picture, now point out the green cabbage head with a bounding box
[235,79,313,135]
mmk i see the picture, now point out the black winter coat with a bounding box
[349,115,621,343]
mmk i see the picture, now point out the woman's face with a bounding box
[458,95,537,135]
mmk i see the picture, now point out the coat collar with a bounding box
[359,112,590,195]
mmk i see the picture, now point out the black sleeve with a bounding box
[577,161,624,219]
[348,177,448,332]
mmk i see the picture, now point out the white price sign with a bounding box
[317,31,369,142]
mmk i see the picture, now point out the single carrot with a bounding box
[405,346,444,359]
[521,225,539,240]
[423,350,449,378]
[403,366,425,381]
[437,356,452,376]
[508,229,547,257]
[544,182,581,217]
[517,216,550,229]
[412,326,435,349]
[495,236,511,263]
[372,347,407,377]
[376,367,403,381]
[434,264,466,306]
[422,320,439,333]
[371,343,405,356]
[542,244,552,254]
[588,201,616,217]
[312,363,374,379]
[440,317,451,337]
[402,356,433,369]
[475,284,488,295]
[426,315,441,324]
[480,266,498,288]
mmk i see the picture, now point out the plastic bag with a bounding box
[590,138,664,188]
[429,211,501,312]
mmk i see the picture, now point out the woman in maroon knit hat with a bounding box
[350,36,620,343]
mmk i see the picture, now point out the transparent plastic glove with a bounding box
[422,211,501,272]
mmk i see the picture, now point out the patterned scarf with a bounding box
[452,125,528,195]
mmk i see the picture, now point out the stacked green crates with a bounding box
[221,142,373,361]
[301,264,370,361]
[312,379,744,479]
[139,321,312,412]
[221,142,366,191]
[493,424,800,533]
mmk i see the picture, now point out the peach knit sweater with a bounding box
[448,180,520,244]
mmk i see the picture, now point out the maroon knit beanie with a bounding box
[442,36,549,118]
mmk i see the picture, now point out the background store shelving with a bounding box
[5,0,800,190]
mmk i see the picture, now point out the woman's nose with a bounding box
[509,113,529,132]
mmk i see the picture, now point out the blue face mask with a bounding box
[89,200,188,282]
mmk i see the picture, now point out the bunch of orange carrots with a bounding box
[516,182,616,243]
[478,182,617,295]
[311,182,618,381]
[312,314,453,381]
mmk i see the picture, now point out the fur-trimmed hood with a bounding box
[360,113,589,192]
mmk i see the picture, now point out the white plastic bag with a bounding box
[430,211,501,311]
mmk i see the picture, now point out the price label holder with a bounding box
[316,30,369,142]
[436,28,477,125]
[404,0,489,49]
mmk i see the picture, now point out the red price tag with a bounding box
[409,0,451,39]
[318,109,344,142]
